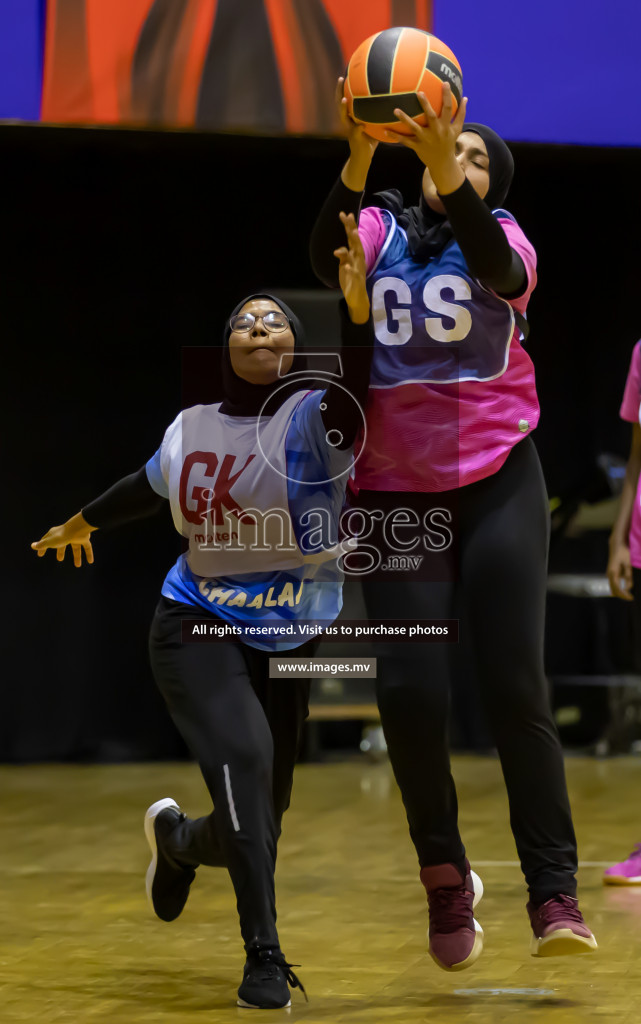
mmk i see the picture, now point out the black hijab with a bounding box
[374,123,515,262]
[219,292,307,416]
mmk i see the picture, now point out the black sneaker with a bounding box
[144,797,196,922]
[237,946,307,1009]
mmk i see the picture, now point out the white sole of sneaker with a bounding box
[530,929,598,957]
[237,997,292,1009]
[144,797,180,912]
[428,920,484,972]
[603,875,641,885]
[470,870,483,909]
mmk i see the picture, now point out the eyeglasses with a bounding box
[230,312,290,334]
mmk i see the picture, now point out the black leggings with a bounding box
[148,597,314,949]
[363,438,578,903]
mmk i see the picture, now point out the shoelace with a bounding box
[247,950,308,1002]
[427,885,473,932]
[535,895,584,925]
[278,958,308,1002]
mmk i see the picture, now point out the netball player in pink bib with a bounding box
[310,80,596,968]
[603,339,641,885]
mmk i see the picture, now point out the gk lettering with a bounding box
[179,451,256,526]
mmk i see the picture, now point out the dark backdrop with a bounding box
[2,125,639,760]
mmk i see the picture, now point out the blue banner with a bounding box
[0,0,45,121]
[435,0,639,145]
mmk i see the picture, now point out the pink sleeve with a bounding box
[496,218,537,314]
[620,341,641,422]
[358,207,389,274]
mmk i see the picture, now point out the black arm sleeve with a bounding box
[309,176,363,288]
[439,178,527,296]
[82,465,166,530]
[320,299,373,450]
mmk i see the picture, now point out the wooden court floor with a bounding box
[1,755,640,1024]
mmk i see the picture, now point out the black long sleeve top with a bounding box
[309,175,526,297]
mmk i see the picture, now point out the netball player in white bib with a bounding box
[32,216,372,1009]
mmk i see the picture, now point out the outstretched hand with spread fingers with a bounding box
[334,211,369,324]
[31,512,97,567]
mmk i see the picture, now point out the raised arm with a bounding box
[319,212,373,450]
[385,84,526,296]
[31,465,166,567]
[309,78,379,288]
[438,180,526,295]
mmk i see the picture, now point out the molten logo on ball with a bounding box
[344,27,463,143]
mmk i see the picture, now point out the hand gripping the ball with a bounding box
[336,76,379,161]
[336,76,378,193]
[386,82,468,191]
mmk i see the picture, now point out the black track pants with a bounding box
[148,597,313,949]
[363,438,579,903]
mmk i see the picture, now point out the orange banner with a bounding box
[41,0,432,132]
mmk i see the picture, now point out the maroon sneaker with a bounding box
[420,861,484,971]
[528,895,597,956]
